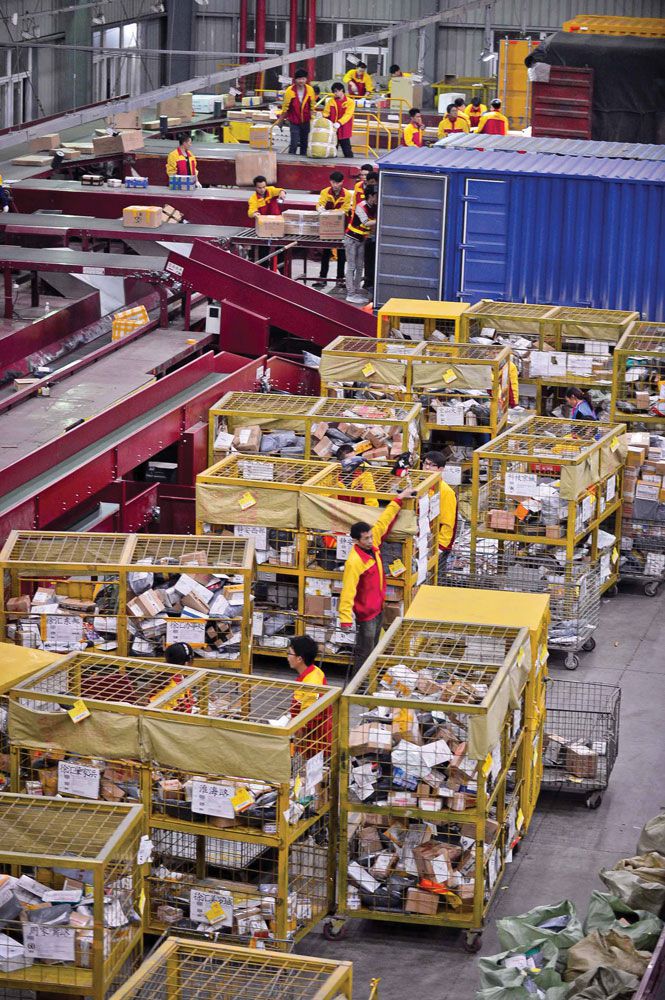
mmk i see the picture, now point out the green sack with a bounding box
[497,900,585,953]
[476,968,568,1000]
[565,966,640,1000]
[638,811,665,856]
[565,930,651,983]
[585,890,663,950]
[600,853,665,916]
[479,939,561,988]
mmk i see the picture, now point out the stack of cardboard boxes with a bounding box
[620,432,665,582]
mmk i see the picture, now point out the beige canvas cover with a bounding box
[197,482,299,529]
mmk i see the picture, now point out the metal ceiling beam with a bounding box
[0,0,488,151]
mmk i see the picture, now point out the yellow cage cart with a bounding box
[473,415,626,571]
[376,299,467,344]
[0,643,61,792]
[0,794,144,1000]
[196,456,329,657]
[108,936,355,1000]
[406,587,549,834]
[534,307,639,419]
[208,392,321,466]
[611,322,665,429]
[319,336,423,401]
[299,467,441,666]
[0,532,256,673]
[331,617,534,952]
[311,397,423,466]
[459,300,558,415]
[140,669,340,947]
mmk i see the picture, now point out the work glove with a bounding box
[333,122,341,131]
[2,205,8,213]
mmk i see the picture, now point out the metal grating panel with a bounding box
[130,535,251,568]
[1,795,137,858]
[3,532,129,565]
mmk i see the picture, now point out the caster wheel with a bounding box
[565,653,580,671]
[323,919,348,941]
[585,792,602,810]
[582,637,596,652]
[644,581,660,597]
[606,585,619,598]
[463,931,483,953]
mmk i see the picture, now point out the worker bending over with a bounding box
[403,108,425,147]
[324,83,355,159]
[344,183,377,303]
[422,451,458,578]
[477,99,509,135]
[276,67,316,156]
[466,95,487,129]
[314,170,351,289]
[336,446,379,506]
[287,636,332,758]
[343,62,374,96]
[438,104,470,139]
[166,133,201,186]
[566,386,598,421]
[340,483,416,673]
[247,175,286,218]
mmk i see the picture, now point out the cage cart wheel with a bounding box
[582,637,596,652]
[585,792,603,810]
[323,918,348,941]
[463,930,483,953]
[564,653,580,671]
[644,581,660,597]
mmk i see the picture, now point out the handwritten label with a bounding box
[166,620,206,646]
[305,751,324,794]
[191,780,234,818]
[505,472,539,498]
[68,699,90,724]
[190,888,233,926]
[45,614,84,648]
[336,535,354,561]
[23,924,76,962]
[57,761,101,800]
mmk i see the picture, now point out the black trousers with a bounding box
[319,247,346,280]
[289,122,310,155]
[338,138,353,158]
[363,238,376,289]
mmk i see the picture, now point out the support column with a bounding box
[289,0,299,71]
[166,0,194,83]
[64,0,92,109]
[306,0,316,81]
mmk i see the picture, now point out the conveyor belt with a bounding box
[11,178,320,204]
[0,245,167,274]
[0,212,241,243]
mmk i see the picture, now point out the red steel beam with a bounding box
[306,0,316,81]
[289,0,299,69]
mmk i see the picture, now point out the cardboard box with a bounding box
[235,150,277,186]
[106,112,142,130]
[255,215,285,238]
[565,743,597,779]
[357,826,383,857]
[635,391,651,410]
[122,205,163,228]
[233,425,262,453]
[162,203,184,224]
[405,888,439,915]
[11,154,53,166]
[349,724,392,755]
[157,93,193,120]
[304,595,331,617]
[488,509,516,531]
[28,133,60,152]
[460,818,499,845]
[545,525,563,539]
[249,124,271,149]
[313,437,334,459]
[81,174,105,186]
[283,210,319,237]
[93,130,144,155]
[319,209,347,239]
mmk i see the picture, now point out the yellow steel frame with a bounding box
[337,617,533,935]
[0,794,144,1000]
[208,393,321,466]
[319,336,423,400]
[0,530,256,673]
[610,322,665,429]
[108,936,354,1000]
[562,14,665,36]
[471,417,627,594]
[376,299,467,342]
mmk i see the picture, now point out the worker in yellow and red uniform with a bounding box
[288,636,332,759]
[351,165,376,211]
[324,82,355,158]
[437,103,470,140]
[477,98,509,135]
[508,358,519,408]
[403,107,425,147]
[339,483,416,673]
[165,133,201,186]
[343,61,374,97]
[452,97,470,125]
[422,451,458,580]
[466,95,488,130]
[276,67,316,156]
[313,169,352,289]
[247,175,286,219]
[344,183,377,303]
[388,64,412,93]
[335,446,379,506]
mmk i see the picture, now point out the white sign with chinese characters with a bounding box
[189,888,234,926]
[57,761,101,800]
[23,925,76,962]
[191,780,235,818]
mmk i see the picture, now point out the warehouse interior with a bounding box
[0,2,664,1000]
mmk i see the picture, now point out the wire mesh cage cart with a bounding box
[541,679,621,810]
[611,322,665,429]
[319,336,422,400]
[333,617,537,952]
[376,299,467,344]
[107,935,355,1000]
[0,645,60,793]
[208,393,321,466]
[0,794,145,1000]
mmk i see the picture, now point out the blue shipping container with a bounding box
[375,146,665,319]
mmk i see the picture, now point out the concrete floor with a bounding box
[292,581,665,999]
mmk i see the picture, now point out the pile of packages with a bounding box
[475,811,665,999]
[614,366,665,418]
[5,585,118,653]
[424,391,492,428]
[16,752,142,803]
[620,433,665,582]
[255,208,346,240]
[0,870,139,974]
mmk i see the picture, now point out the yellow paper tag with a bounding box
[138,889,146,915]
[443,368,457,384]
[481,753,493,776]
[354,439,372,454]
[610,436,619,452]
[68,699,90,724]
[362,362,376,377]
[612,546,619,562]
[231,787,253,812]
[294,775,302,797]
[238,491,256,510]
[206,900,225,923]
[516,808,524,830]
[389,558,406,577]
[517,648,525,666]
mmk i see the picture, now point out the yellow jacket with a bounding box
[280,82,316,122]
[336,468,379,507]
[291,663,326,715]
[339,499,402,625]
[343,69,374,95]
[437,116,469,139]
[437,480,458,551]
[166,146,198,178]
[323,95,355,128]
[317,186,352,213]
[509,359,519,407]
[403,123,424,147]
[247,185,284,218]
